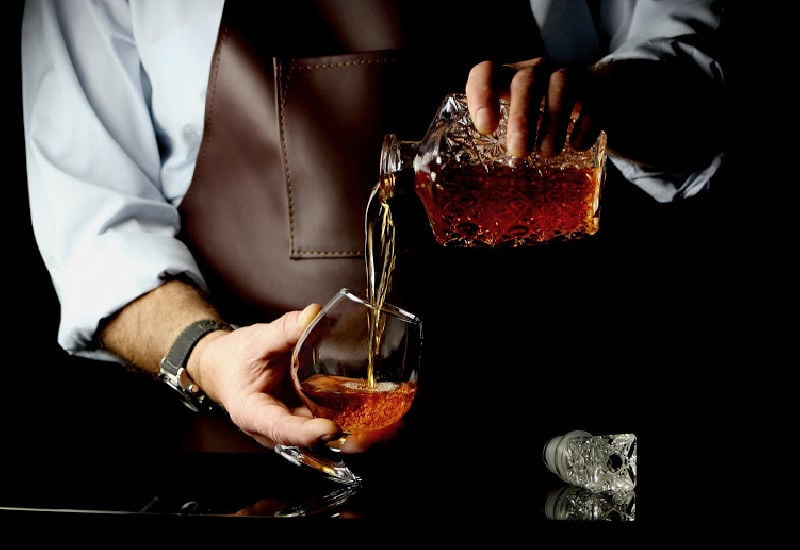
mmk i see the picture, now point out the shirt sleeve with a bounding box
[21,0,219,360]
[532,0,727,202]
[597,0,727,202]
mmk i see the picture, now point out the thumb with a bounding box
[297,303,322,331]
[278,303,322,344]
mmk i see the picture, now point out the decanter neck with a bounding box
[379,134,418,200]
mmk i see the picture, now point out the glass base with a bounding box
[273,484,361,518]
[274,444,362,486]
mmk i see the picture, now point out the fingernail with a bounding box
[298,304,321,328]
[475,107,490,134]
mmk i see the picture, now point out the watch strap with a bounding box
[159,319,232,412]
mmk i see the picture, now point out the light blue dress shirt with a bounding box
[21,0,725,360]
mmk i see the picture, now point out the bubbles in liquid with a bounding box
[343,380,399,392]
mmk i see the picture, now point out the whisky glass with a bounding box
[274,288,423,485]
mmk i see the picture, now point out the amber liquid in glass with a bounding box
[301,374,417,432]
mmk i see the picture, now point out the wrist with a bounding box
[185,327,231,405]
[159,319,233,412]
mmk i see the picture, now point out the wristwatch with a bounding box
[159,319,232,413]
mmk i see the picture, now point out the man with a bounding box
[21,0,729,453]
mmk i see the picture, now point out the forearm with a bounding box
[99,279,225,376]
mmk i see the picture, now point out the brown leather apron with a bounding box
[179,0,542,325]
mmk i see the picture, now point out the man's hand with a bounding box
[465,58,605,159]
[188,303,347,449]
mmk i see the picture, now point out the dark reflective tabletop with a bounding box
[1,355,648,533]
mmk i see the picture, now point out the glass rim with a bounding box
[330,288,422,326]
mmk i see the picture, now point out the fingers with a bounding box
[297,303,322,331]
[236,393,342,449]
[274,415,342,449]
[227,303,334,449]
[507,59,550,157]
[266,303,322,350]
[340,420,404,454]
[569,91,604,151]
[570,105,602,151]
[466,57,599,157]
[537,66,577,157]
[466,60,500,135]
